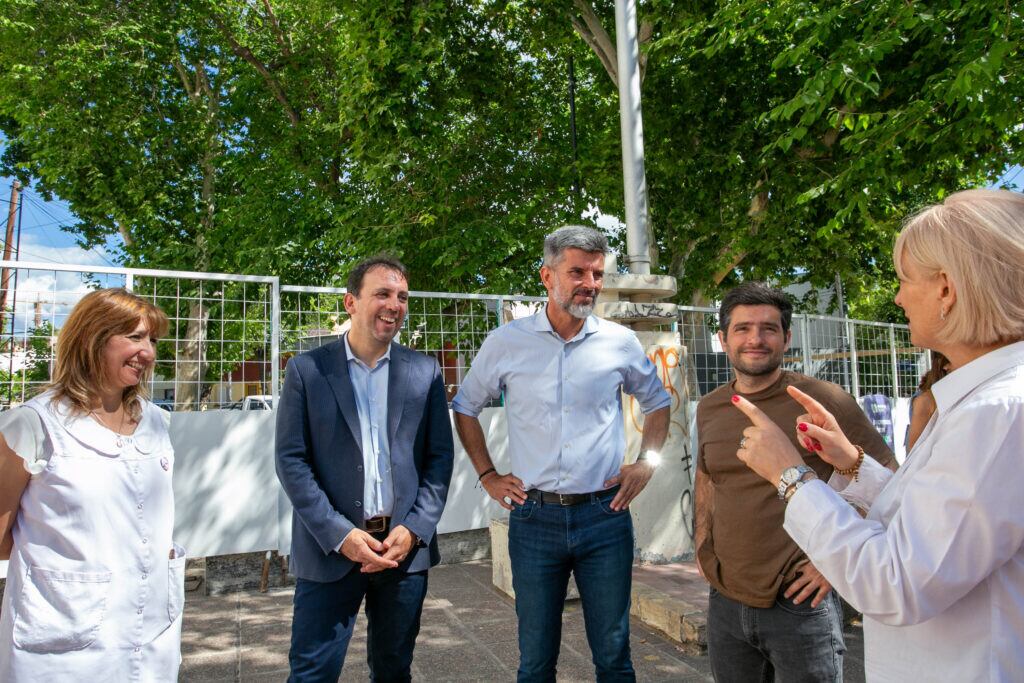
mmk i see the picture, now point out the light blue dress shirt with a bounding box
[344,334,394,519]
[452,308,671,494]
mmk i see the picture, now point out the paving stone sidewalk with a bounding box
[179,559,865,682]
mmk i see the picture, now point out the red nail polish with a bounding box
[798,423,808,432]
[731,395,740,403]
[804,439,813,449]
[814,443,823,451]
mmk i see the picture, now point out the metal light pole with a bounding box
[615,0,650,275]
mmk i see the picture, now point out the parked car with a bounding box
[227,395,274,410]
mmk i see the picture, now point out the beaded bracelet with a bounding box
[834,445,865,482]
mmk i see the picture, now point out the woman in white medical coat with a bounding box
[0,288,184,682]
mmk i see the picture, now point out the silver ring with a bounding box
[739,436,748,449]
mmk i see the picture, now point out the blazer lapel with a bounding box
[387,344,410,446]
[322,342,364,457]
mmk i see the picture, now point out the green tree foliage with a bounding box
[1,0,1022,319]
[0,0,582,294]
[553,0,1023,310]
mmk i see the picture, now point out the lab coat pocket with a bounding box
[168,543,187,622]
[13,566,112,653]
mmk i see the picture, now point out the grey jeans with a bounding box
[707,586,845,683]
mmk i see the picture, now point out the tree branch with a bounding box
[569,0,618,87]
[261,0,292,58]
[212,15,300,126]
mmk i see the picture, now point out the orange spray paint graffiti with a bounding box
[628,346,688,439]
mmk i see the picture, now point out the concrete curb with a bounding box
[630,581,707,650]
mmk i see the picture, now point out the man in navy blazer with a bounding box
[276,256,454,683]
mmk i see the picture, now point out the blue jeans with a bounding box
[508,490,635,683]
[288,565,428,683]
[707,585,845,682]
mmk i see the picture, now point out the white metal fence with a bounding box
[678,306,927,400]
[0,261,926,409]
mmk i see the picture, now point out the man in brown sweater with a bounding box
[695,282,895,681]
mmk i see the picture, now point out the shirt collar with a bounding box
[932,340,1024,414]
[45,393,162,456]
[533,305,599,342]
[343,332,391,369]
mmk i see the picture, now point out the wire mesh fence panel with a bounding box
[677,306,730,397]
[131,275,277,411]
[0,262,278,412]
[850,321,898,396]
[279,286,545,403]
[0,265,127,405]
[799,316,855,393]
[893,325,930,397]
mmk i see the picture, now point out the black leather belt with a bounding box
[525,486,619,506]
[365,516,390,533]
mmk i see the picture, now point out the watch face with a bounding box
[781,466,802,486]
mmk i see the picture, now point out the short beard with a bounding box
[730,350,784,378]
[554,287,596,319]
[564,301,594,319]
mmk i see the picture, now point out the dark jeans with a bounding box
[508,490,635,683]
[287,565,428,683]
[707,585,845,683]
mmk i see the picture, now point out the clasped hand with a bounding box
[340,524,417,574]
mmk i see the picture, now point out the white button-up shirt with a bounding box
[452,308,670,494]
[785,341,1024,682]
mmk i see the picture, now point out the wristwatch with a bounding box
[636,449,661,467]
[785,473,818,502]
[777,465,813,499]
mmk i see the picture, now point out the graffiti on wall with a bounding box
[627,345,689,443]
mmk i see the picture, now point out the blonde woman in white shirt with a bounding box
[730,188,1024,682]
[0,288,184,682]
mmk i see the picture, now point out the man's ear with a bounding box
[540,265,553,291]
[343,291,357,316]
[717,329,726,346]
[783,328,792,352]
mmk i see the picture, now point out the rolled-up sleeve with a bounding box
[621,337,671,414]
[451,333,503,417]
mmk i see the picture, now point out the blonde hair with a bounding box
[50,288,170,420]
[894,189,1024,347]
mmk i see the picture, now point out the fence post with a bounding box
[271,278,281,410]
[889,324,899,398]
[494,296,505,329]
[124,273,134,292]
[800,315,812,375]
[846,319,860,397]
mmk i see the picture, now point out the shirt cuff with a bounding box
[335,528,357,554]
[450,395,482,418]
[827,455,892,511]
[784,478,840,548]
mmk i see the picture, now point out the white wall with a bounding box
[1,395,910,579]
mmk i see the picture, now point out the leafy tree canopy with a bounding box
[1,0,1021,316]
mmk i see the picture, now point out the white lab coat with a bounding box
[0,392,184,682]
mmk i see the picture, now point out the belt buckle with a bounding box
[365,517,386,533]
[558,493,570,506]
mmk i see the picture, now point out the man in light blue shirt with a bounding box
[452,225,670,682]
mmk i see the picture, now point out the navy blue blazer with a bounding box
[275,340,454,583]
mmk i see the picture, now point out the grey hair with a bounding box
[543,225,608,266]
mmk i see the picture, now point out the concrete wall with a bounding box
[0,394,910,581]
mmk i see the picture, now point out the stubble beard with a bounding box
[730,348,784,379]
